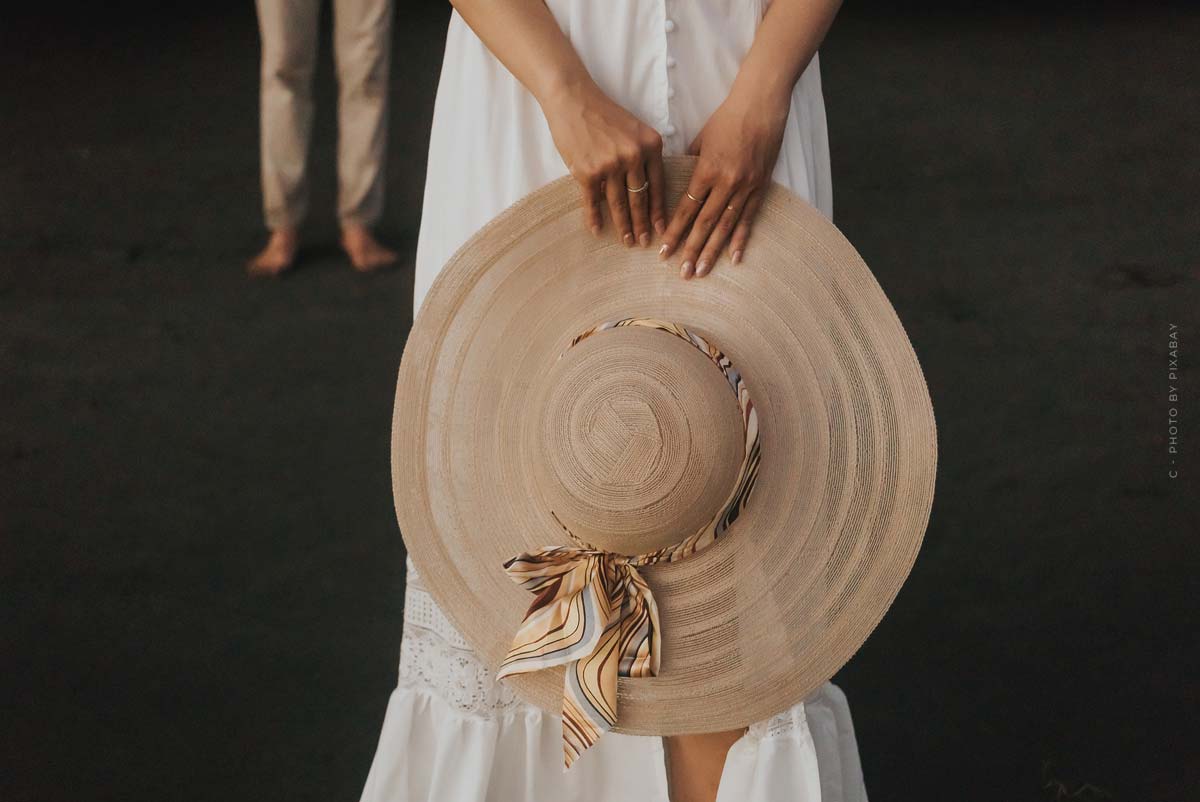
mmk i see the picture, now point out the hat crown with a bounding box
[532,325,745,556]
[392,156,938,736]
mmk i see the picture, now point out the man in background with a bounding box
[249,0,397,275]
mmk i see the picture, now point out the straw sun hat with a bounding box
[391,155,937,768]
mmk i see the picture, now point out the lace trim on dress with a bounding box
[398,558,525,716]
[399,558,813,744]
[747,701,812,744]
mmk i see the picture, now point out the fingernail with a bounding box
[654,219,666,235]
[680,260,693,279]
[623,232,633,247]
[591,225,601,237]
[732,249,743,264]
[638,232,650,247]
[658,243,670,260]
[696,259,709,277]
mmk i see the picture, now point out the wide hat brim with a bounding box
[392,156,937,735]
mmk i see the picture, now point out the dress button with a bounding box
[664,124,677,136]
[666,56,677,69]
[664,18,676,33]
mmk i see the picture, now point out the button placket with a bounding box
[661,3,679,145]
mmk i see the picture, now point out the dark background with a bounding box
[2,2,1197,801]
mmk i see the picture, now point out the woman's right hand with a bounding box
[540,79,667,248]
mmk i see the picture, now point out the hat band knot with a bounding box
[496,317,761,770]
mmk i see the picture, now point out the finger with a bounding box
[659,171,713,261]
[695,186,753,278]
[645,149,667,237]
[678,180,736,280]
[625,164,651,247]
[729,189,764,264]
[604,170,635,247]
[578,173,604,236]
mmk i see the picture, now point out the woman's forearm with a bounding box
[450,0,669,246]
[449,0,597,109]
[658,0,843,277]
[731,0,843,107]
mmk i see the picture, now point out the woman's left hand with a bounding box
[658,89,790,279]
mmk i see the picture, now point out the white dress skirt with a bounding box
[360,2,868,800]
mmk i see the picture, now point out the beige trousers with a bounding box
[255,0,393,230]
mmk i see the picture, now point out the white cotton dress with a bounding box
[360,2,869,800]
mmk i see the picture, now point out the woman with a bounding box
[361,1,867,800]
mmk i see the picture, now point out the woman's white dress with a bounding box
[360,2,868,800]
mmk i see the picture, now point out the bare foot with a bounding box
[247,228,298,277]
[340,224,398,272]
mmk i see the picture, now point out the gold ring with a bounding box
[626,179,649,193]
[686,190,704,203]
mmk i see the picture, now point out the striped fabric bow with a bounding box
[496,318,760,770]
[497,540,662,768]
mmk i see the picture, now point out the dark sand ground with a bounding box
[2,4,1197,801]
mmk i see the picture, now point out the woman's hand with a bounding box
[658,89,790,279]
[448,0,668,247]
[541,79,667,248]
[450,0,836,268]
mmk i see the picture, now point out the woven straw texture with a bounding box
[391,155,937,735]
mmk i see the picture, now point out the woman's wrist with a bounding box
[535,65,602,117]
[729,63,797,117]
